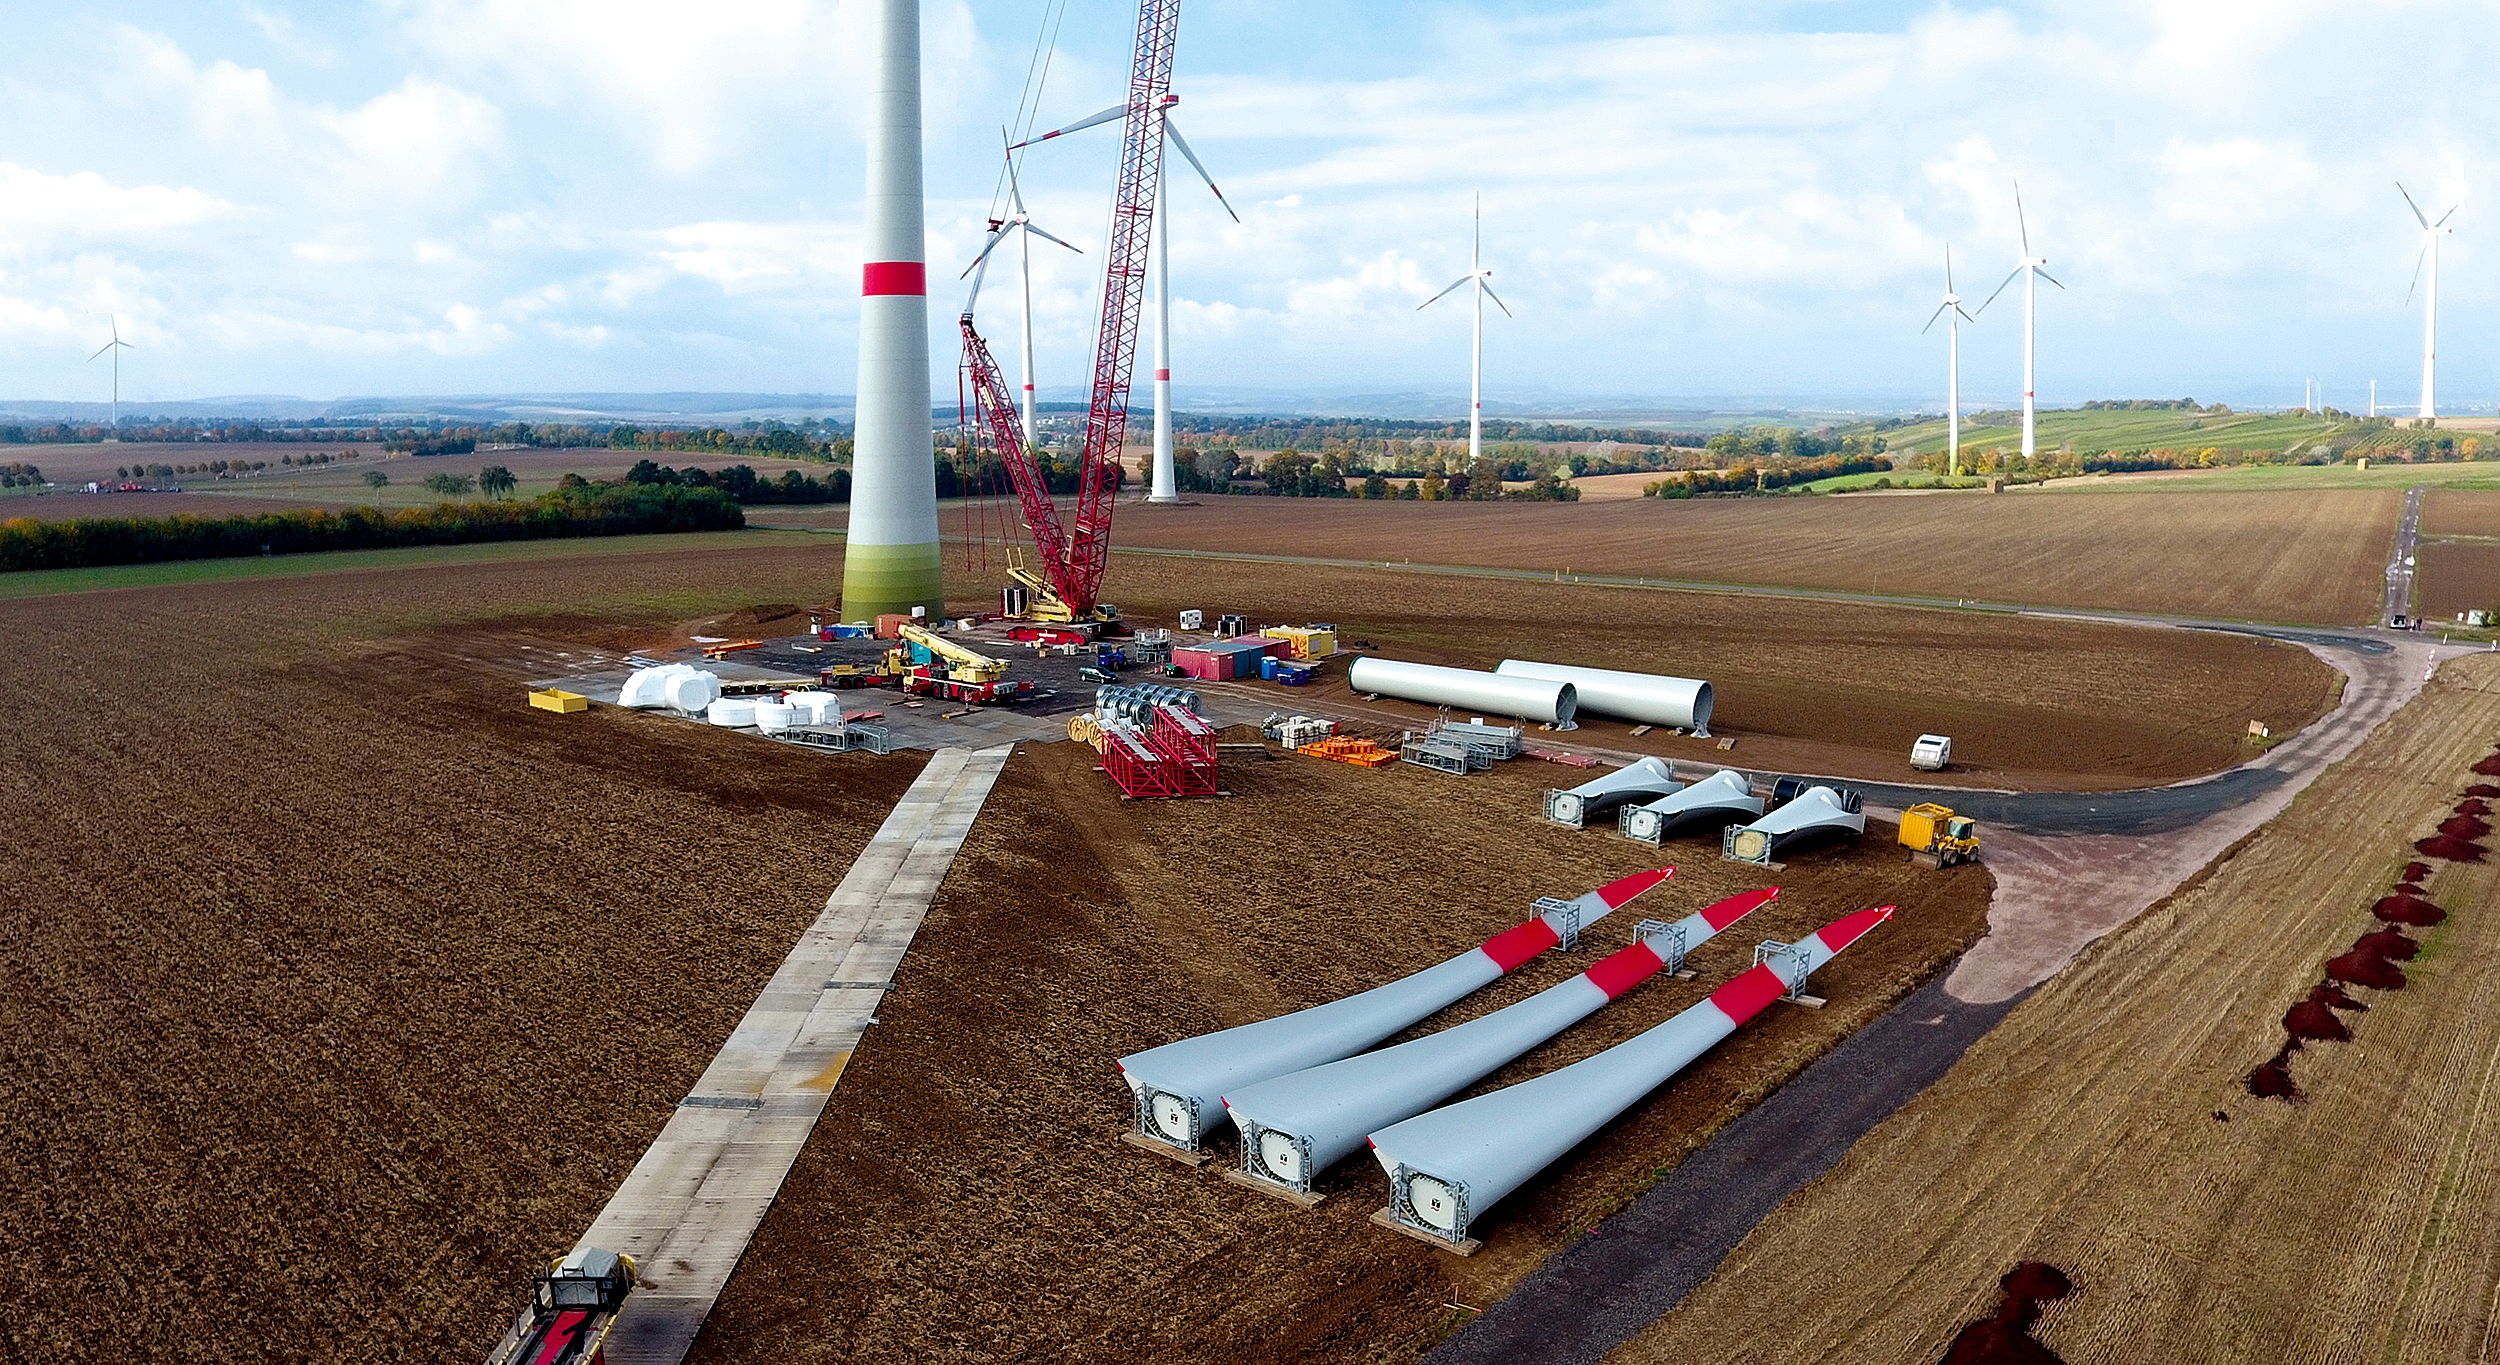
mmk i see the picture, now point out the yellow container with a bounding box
[1262,626,1337,660]
[1898,802,1954,850]
[529,688,589,713]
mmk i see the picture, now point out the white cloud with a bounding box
[0,163,231,236]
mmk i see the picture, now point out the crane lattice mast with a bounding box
[961,0,1179,617]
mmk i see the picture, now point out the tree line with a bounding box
[1644,453,1887,497]
[0,480,743,573]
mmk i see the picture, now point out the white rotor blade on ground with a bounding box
[1008,101,1126,151]
[1417,275,1475,311]
[1161,118,1240,223]
[1973,266,2024,315]
[1479,279,1514,318]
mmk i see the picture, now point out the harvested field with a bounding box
[0,551,933,1363]
[1094,488,2397,623]
[2420,488,2500,539]
[2416,541,2500,620]
[1,531,1990,1364]
[0,440,386,484]
[1093,552,2344,792]
[1609,652,2500,1365]
[689,742,1992,1365]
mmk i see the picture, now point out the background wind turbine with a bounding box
[88,316,133,437]
[1921,246,1976,477]
[1418,195,1511,474]
[1974,181,2063,460]
[1011,92,1237,504]
[964,143,1082,449]
[2398,182,2457,421]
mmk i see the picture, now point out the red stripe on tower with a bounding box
[862,261,926,296]
[1156,368,1171,381]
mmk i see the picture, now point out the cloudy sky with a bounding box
[2,0,2496,412]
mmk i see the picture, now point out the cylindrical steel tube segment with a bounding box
[1494,660,1712,731]
[838,0,944,623]
[1347,657,1576,726]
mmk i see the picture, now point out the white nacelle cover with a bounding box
[620,664,696,708]
[666,669,723,714]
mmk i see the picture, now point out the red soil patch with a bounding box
[2284,998,2353,1043]
[2372,894,2447,927]
[1939,1261,2076,1365]
[2326,947,2409,991]
[2353,927,2421,961]
[2314,981,2369,1013]
[2415,834,2488,862]
[2439,815,2492,840]
[2464,785,2500,799]
[2456,798,2490,817]
[2248,1048,2304,1100]
[2403,860,2434,880]
[2472,755,2500,776]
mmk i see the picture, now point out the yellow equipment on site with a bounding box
[1006,548,1120,625]
[886,623,1011,686]
[1899,802,1980,869]
[527,688,588,713]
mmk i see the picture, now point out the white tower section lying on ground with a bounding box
[1368,905,1892,1248]
[1347,657,1577,727]
[1494,660,1712,732]
[1116,870,1670,1153]
[838,0,944,623]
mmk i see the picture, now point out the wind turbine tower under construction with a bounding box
[839,0,944,624]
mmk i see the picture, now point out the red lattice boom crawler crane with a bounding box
[960,0,1181,623]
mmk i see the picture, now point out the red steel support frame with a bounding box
[962,0,1180,617]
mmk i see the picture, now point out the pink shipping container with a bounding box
[1171,647,1228,680]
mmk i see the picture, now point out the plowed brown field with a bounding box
[1609,652,2500,1365]
[2419,542,2500,620]
[2421,488,2500,538]
[1091,489,2397,623]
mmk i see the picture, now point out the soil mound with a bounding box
[2248,1047,2303,1099]
[2354,927,2421,961]
[2284,998,2352,1042]
[2326,947,2407,991]
[2439,815,2492,840]
[2416,834,2488,863]
[2465,784,2500,798]
[2472,754,2500,776]
[2314,981,2369,1012]
[1938,1261,2076,1365]
[2457,798,2490,817]
[2372,894,2446,927]
[2403,860,2434,880]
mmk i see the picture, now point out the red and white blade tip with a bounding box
[1597,868,1673,907]
[1698,886,1779,931]
[1812,905,1895,954]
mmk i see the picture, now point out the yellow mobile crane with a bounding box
[883,623,1035,705]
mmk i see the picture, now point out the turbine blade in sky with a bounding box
[2013,179,2031,256]
[1417,275,1474,311]
[1009,101,1126,151]
[2398,181,2430,230]
[1480,279,1514,318]
[1974,266,2023,316]
[1163,118,1241,223]
[1020,220,1083,253]
[2035,268,2067,291]
[1921,300,1950,334]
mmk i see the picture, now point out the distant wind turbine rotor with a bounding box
[964,134,1084,448]
[2397,181,2458,421]
[1974,179,2063,460]
[1418,193,1510,474]
[1921,245,1977,477]
[87,316,134,436]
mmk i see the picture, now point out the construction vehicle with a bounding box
[1899,802,1980,868]
[484,1246,636,1365]
[884,623,1034,705]
[1007,551,1121,627]
[817,661,884,691]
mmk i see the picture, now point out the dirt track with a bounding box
[1608,652,2500,1365]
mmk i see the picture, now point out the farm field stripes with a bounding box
[1606,652,2500,1365]
[579,746,1011,1365]
[1098,491,2398,625]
